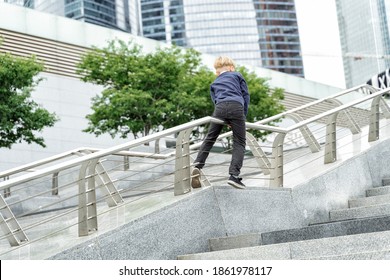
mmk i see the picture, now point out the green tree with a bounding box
[77,40,214,138]
[77,39,284,140]
[0,50,58,149]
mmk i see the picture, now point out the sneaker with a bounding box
[191,167,202,188]
[227,175,246,189]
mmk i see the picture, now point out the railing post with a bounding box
[380,98,390,119]
[155,138,160,154]
[76,150,123,207]
[324,112,339,163]
[78,159,98,237]
[123,155,130,171]
[286,113,321,153]
[369,96,382,142]
[174,128,193,195]
[94,162,124,207]
[0,194,29,246]
[2,176,10,198]
[52,172,59,195]
[269,132,286,188]
[327,99,361,134]
[246,132,271,175]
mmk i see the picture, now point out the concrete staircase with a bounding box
[178,180,390,260]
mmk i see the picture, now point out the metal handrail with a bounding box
[190,84,376,150]
[0,116,221,246]
[0,147,171,180]
[0,117,211,192]
[1,84,381,192]
[259,86,390,187]
[244,86,386,133]
[0,86,388,193]
[0,148,87,179]
[258,84,376,125]
[1,85,390,249]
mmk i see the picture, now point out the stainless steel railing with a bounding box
[1,84,390,259]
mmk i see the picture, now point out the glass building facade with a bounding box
[254,0,303,76]
[140,0,304,77]
[5,0,133,33]
[64,0,128,32]
[141,0,186,45]
[6,0,304,77]
[336,0,390,87]
[5,0,34,7]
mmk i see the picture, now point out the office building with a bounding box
[3,0,134,33]
[140,0,304,76]
[336,0,390,87]
[5,0,304,77]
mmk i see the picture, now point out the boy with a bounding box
[191,56,250,189]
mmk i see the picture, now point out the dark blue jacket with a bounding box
[210,71,250,116]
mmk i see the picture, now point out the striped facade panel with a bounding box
[0,28,88,78]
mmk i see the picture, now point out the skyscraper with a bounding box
[254,0,303,76]
[5,0,33,7]
[5,0,305,77]
[4,0,133,33]
[336,0,390,87]
[140,0,304,77]
[140,0,186,44]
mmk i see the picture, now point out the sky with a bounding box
[295,0,346,89]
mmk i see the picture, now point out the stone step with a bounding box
[366,186,390,197]
[313,249,390,260]
[178,230,390,260]
[349,194,390,208]
[209,233,261,252]
[209,215,390,252]
[329,203,390,221]
[382,178,390,186]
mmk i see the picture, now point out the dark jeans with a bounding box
[194,101,246,176]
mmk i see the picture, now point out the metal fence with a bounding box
[1,84,390,259]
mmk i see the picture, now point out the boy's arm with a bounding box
[240,79,250,116]
[210,84,216,104]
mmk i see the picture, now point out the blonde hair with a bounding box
[214,56,236,71]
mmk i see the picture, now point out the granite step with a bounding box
[366,186,390,197]
[381,178,390,186]
[178,230,390,260]
[329,203,390,221]
[313,249,390,260]
[349,194,390,208]
[209,215,390,252]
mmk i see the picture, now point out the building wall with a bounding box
[0,2,343,172]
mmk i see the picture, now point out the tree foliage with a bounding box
[77,40,213,138]
[77,39,285,140]
[0,50,58,149]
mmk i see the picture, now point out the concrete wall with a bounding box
[49,138,390,260]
